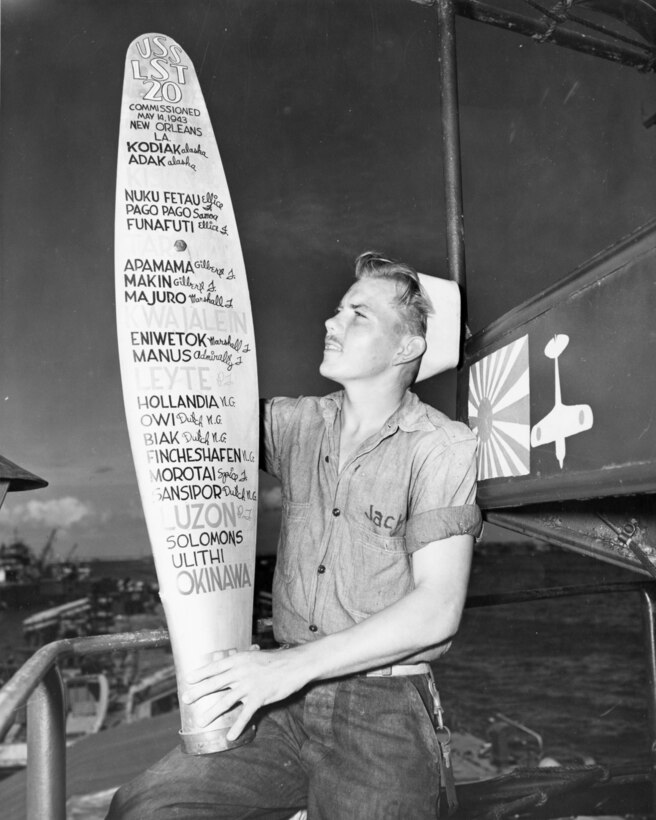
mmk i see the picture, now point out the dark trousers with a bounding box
[107,674,442,819]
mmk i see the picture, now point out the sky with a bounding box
[1,0,655,560]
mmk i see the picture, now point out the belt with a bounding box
[366,662,431,677]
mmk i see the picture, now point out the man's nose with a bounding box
[325,315,337,333]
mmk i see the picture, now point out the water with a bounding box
[438,543,648,769]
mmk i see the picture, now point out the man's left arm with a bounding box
[183,532,473,740]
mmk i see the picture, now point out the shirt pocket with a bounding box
[275,499,311,582]
[337,524,413,619]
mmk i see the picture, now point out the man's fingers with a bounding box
[226,703,256,742]
[195,689,243,726]
[182,672,235,704]
[211,648,237,661]
[186,660,228,685]
[188,648,246,684]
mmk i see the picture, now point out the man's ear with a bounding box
[395,335,426,366]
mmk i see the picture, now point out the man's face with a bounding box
[320,278,407,385]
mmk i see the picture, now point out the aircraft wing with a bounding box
[531,404,594,449]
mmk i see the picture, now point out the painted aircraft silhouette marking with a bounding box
[530,334,594,469]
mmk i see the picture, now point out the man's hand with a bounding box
[182,645,309,741]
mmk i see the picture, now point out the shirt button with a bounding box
[332,508,340,517]
[325,455,329,462]
[309,624,318,633]
[318,564,326,574]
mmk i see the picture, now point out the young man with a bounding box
[108,252,481,819]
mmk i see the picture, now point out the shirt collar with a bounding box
[319,390,435,435]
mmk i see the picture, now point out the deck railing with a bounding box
[1,581,654,820]
[0,629,170,820]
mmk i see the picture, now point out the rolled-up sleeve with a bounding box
[260,396,302,481]
[405,434,482,552]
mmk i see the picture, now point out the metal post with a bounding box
[26,665,66,820]
[640,586,656,818]
[436,0,467,294]
[0,480,9,509]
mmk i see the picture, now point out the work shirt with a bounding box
[262,390,482,646]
